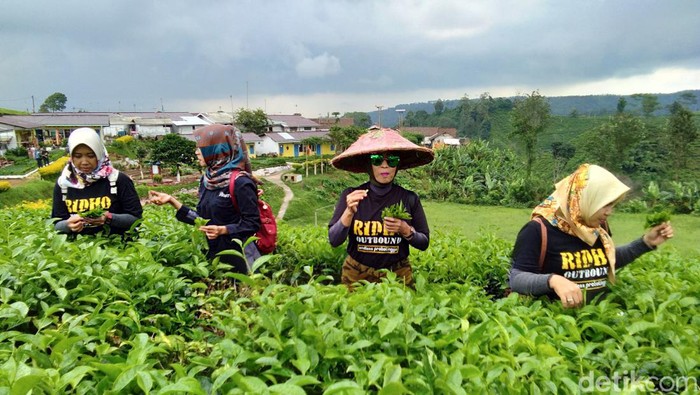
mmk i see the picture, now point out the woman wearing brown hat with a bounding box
[328,127,434,288]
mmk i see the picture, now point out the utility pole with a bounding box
[31,96,35,113]
[376,105,383,128]
[396,108,405,130]
[229,95,235,124]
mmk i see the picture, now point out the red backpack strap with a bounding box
[532,216,548,272]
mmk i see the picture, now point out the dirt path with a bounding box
[260,170,293,221]
[133,167,295,221]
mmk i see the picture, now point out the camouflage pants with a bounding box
[341,255,414,290]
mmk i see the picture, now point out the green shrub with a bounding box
[38,156,69,182]
[0,179,54,208]
[618,197,648,213]
[5,147,27,158]
[413,142,539,206]
[115,135,134,144]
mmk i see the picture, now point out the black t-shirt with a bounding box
[329,182,429,269]
[51,171,143,235]
[511,219,611,301]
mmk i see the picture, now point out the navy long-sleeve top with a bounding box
[176,175,260,273]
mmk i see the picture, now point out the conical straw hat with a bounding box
[331,127,434,173]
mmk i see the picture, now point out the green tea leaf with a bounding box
[382,201,412,220]
[11,374,46,395]
[269,384,306,395]
[378,315,403,338]
[644,210,671,229]
[194,217,210,228]
[58,366,94,390]
[192,217,210,249]
[81,207,105,218]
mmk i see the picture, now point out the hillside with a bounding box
[371,90,700,126]
[0,107,30,115]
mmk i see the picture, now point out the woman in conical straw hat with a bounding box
[509,163,674,308]
[329,127,434,289]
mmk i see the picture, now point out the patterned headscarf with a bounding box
[194,124,252,190]
[532,164,630,282]
[57,128,114,190]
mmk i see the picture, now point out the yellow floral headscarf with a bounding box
[532,164,630,282]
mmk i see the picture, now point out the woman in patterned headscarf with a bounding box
[149,124,261,273]
[52,127,142,236]
[509,163,674,308]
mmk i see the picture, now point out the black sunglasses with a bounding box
[370,153,400,167]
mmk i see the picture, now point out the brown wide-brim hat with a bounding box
[331,127,434,173]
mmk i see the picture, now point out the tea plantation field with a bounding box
[0,204,698,394]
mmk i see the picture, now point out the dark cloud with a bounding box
[1,0,698,114]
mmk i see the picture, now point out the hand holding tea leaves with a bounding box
[81,207,105,219]
[382,201,414,238]
[192,217,211,246]
[199,217,229,240]
[642,211,674,248]
[382,201,412,220]
[644,210,671,229]
[148,190,183,210]
[81,207,107,227]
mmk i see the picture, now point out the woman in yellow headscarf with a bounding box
[509,164,674,308]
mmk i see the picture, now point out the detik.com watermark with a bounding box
[579,370,698,393]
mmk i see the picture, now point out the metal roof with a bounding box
[311,117,355,128]
[242,132,263,143]
[0,116,43,129]
[6,113,110,127]
[401,126,458,138]
[180,131,263,144]
[268,114,321,128]
[172,116,209,127]
[198,111,235,124]
[266,130,330,143]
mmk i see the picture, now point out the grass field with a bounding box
[422,201,699,256]
[276,168,699,255]
[2,167,697,256]
[297,198,699,256]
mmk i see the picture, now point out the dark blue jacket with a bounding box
[176,175,260,273]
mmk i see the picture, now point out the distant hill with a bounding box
[0,108,30,115]
[370,90,700,126]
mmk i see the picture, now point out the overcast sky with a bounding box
[1,0,699,117]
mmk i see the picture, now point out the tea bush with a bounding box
[0,205,698,393]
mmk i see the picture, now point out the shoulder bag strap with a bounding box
[532,216,548,272]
